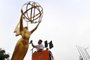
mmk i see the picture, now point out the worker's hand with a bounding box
[30,40,33,44]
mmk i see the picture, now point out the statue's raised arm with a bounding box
[30,20,41,34]
[20,10,24,33]
[14,11,24,36]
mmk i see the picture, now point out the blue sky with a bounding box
[0,0,90,60]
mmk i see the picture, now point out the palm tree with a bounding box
[0,48,9,60]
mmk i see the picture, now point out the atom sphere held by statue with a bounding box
[21,1,43,24]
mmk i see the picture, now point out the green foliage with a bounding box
[0,48,9,60]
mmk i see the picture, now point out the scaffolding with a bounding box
[76,46,90,60]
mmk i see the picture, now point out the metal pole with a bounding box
[76,46,86,60]
[31,48,34,60]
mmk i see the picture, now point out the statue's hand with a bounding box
[38,20,41,24]
[21,9,23,14]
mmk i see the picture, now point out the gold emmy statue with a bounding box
[11,1,43,60]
